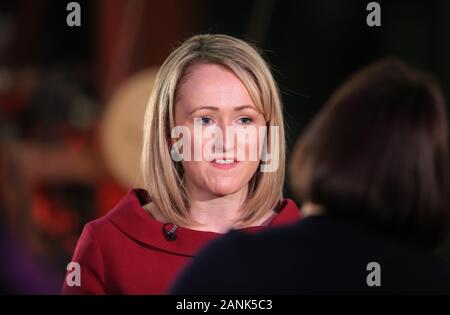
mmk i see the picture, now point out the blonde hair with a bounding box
[140,34,286,227]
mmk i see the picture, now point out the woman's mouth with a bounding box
[211,159,239,170]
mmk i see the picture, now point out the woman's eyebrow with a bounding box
[234,105,259,112]
[188,106,219,114]
[188,105,260,115]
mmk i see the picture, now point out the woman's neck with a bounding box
[144,185,277,234]
[302,202,324,217]
[186,185,249,233]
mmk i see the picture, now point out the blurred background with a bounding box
[0,0,449,294]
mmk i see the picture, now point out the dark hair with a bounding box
[290,59,449,249]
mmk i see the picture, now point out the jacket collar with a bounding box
[107,189,301,257]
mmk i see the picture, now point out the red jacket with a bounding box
[61,189,301,294]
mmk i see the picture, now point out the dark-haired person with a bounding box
[170,59,450,294]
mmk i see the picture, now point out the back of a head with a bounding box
[290,59,449,249]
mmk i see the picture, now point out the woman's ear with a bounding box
[167,137,177,146]
[167,137,182,162]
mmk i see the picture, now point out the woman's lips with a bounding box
[210,159,239,170]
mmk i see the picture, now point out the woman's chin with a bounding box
[208,182,244,197]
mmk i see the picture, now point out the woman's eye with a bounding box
[238,117,253,125]
[200,116,214,125]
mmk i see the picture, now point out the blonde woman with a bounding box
[61,34,301,294]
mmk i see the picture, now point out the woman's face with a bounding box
[174,63,266,198]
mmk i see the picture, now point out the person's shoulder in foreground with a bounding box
[170,214,450,294]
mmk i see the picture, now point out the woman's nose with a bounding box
[215,123,235,154]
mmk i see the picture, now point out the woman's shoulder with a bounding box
[267,198,302,227]
[79,189,151,242]
[81,214,115,239]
